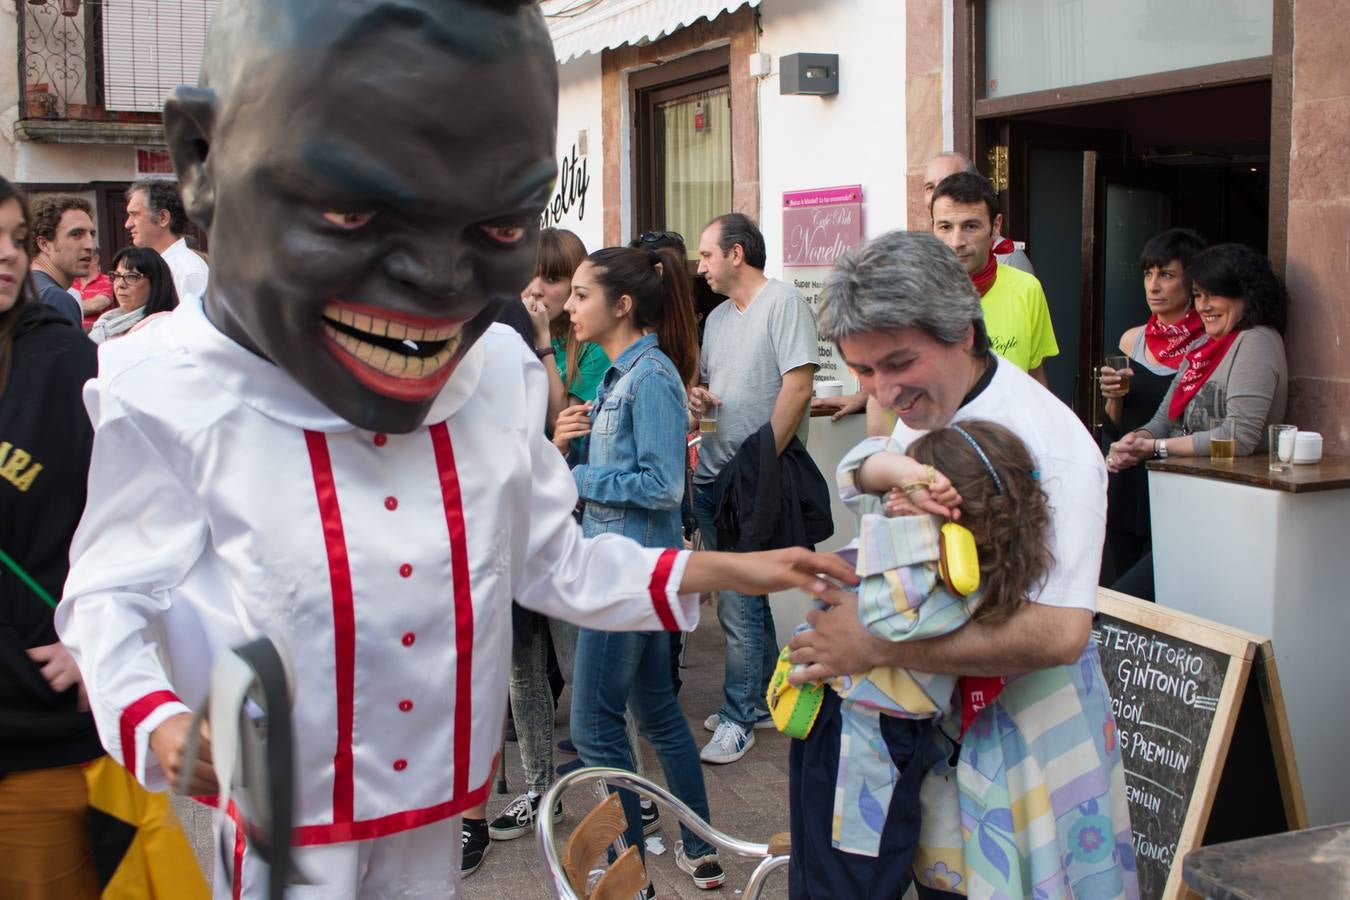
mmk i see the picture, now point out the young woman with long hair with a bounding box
[521,227,607,429]
[551,246,722,892]
[0,176,105,898]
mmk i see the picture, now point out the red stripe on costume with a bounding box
[291,764,495,846]
[429,422,475,798]
[119,689,181,777]
[304,430,356,823]
[647,548,680,631]
[225,800,246,900]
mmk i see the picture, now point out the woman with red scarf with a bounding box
[1097,229,1207,583]
[1107,242,1288,597]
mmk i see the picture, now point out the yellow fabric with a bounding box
[0,764,100,900]
[981,264,1058,372]
[83,757,209,900]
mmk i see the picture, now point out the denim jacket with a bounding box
[572,334,687,549]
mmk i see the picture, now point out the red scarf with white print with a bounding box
[1168,330,1240,420]
[970,255,998,297]
[1144,310,1205,369]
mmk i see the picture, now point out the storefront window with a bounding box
[984,0,1272,99]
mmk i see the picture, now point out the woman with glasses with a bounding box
[88,246,179,344]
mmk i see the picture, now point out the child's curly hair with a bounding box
[908,419,1053,625]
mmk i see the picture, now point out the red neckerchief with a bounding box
[970,255,998,297]
[1168,330,1240,420]
[992,236,1015,256]
[1144,309,1205,369]
[958,675,1007,737]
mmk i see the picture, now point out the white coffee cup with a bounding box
[815,380,844,398]
[1293,431,1323,464]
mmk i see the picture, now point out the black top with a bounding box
[0,302,103,774]
[1103,363,1175,538]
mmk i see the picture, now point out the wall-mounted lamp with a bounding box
[779,53,838,96]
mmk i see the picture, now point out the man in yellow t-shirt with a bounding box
[931,171,1057,385]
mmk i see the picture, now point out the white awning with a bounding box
[542,0,763,64]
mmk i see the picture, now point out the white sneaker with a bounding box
[702,710,774,732]
[700,719,754,764]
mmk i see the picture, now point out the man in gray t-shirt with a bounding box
[689,213,818,764]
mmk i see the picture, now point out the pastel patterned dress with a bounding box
[911,645,1139,899]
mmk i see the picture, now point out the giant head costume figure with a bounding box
[164,0,559,433]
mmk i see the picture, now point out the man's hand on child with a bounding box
[150,712,219,795]
[786,587,891,684]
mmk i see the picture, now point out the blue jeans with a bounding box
[692,482,778,728]
[570,627,715,860]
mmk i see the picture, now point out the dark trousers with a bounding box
[788,690,935,900]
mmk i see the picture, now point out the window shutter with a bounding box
[102,0,219,112]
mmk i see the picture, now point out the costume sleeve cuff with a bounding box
[648,548,698,632]
[119,690,190,788]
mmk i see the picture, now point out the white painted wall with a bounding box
[757,0,908,275]
[547,54,605,253]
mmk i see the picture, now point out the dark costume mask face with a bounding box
[164,0,558,432]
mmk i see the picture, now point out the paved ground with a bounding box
[174,602,799,898]
[463,605,794,899]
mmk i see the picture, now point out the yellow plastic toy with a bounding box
[765,647,824,740]
[938,522,980,597]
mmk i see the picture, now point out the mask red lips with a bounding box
[320,300,466,402]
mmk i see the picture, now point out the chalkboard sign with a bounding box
[1092,590,1306,900]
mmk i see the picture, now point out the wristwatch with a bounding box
[534,346,555,360]
[1153,439,1168,460]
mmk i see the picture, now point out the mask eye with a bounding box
[323,211,374,230]
[479,224,527,246]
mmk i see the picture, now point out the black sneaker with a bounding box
[640,798,660,836]
[675,841,726,890]
[556,756,584,777]
[461,817,489,877]
[488,792,563,840]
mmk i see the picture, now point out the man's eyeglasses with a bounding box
[110,271,146,285]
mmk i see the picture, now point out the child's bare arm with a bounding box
[857,451,962,518]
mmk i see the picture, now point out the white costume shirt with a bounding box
[57,297,695,847]
[160,237,210,302]
[891,355,1106,611]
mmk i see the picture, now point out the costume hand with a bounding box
[150,713,218,795]
[685,548,858,598]
[687,386,721,417]
[1107,431,1152,473]
[552,402,592,455]
[524,297,552,347]
[27,641,87,708]
[1099,366,1132,399]
[786,588,892,684]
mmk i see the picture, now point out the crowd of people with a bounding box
[0,2,1296,898]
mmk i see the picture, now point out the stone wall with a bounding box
[1284,0,1350,452]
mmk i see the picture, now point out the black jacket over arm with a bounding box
[711,423,833,552]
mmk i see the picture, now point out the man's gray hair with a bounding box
[817,230,987,350]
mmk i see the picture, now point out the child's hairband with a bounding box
[950,425,1003,495]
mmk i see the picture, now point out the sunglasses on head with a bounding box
[635,230,685,247]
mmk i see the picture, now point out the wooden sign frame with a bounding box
[1095,590,1306,900]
